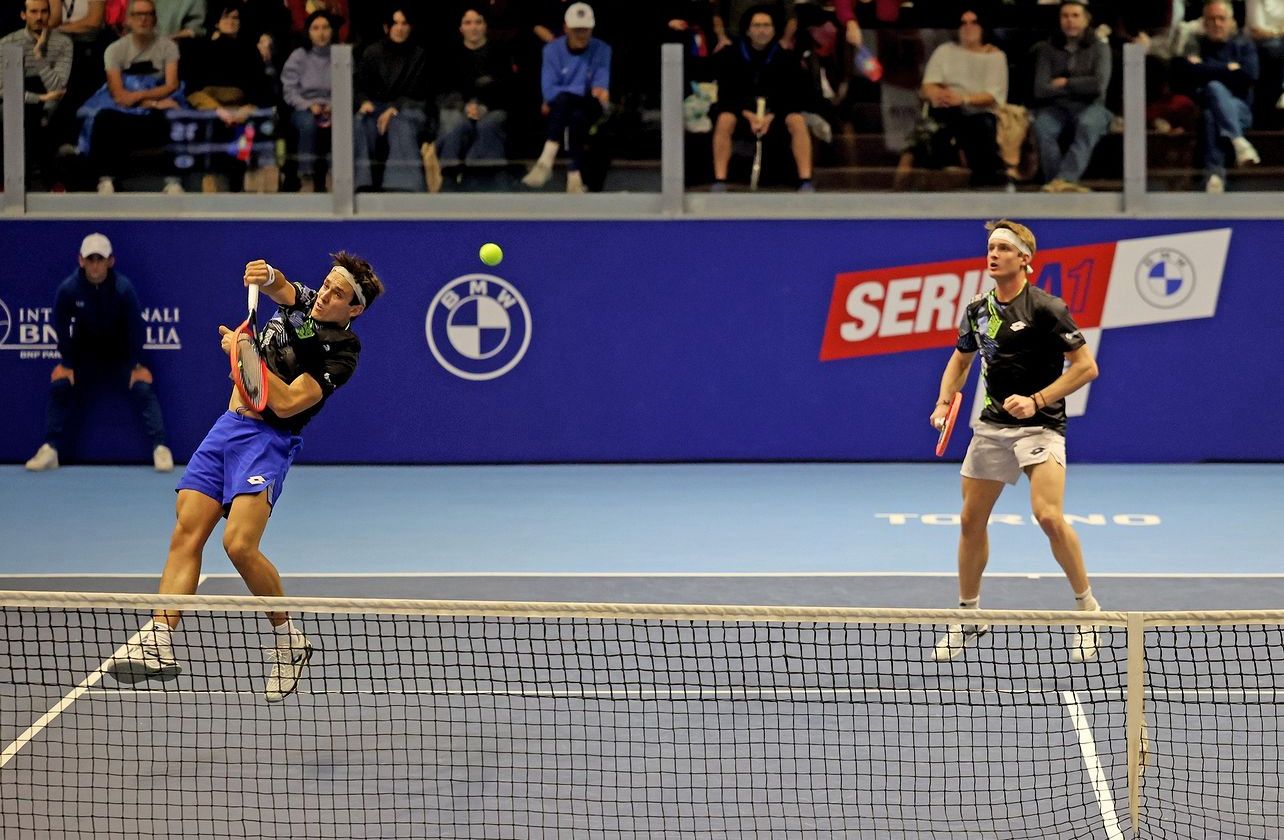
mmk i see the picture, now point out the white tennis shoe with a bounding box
[932,623,990,661]
[265,635,313,703]
[106,622,181,684]
[1070,626,1099,662]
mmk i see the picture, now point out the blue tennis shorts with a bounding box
[176,411,304,513]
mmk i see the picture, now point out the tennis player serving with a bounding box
[108,253,384,701]
[929,220,1101,662]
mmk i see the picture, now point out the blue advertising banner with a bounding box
[1,218,1280,464]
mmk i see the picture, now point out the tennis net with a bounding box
[0,590,1279,838]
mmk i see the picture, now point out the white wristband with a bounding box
[263,265,277,288]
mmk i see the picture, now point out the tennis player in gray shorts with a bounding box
[928,219,1102,663]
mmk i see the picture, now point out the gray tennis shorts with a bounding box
[961,421,1066,485]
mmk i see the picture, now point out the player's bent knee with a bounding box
[222,534,262,570]
[1033,508,1064,535]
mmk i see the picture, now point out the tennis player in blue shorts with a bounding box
[108,252,384,702]
[928,220,1101,663]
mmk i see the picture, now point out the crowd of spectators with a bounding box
[0,0,1281,193]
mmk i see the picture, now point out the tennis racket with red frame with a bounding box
[231,284,269,413]
[935,392,963,457]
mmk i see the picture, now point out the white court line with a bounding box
[1062,690,1125,840]
[0,630,144,770]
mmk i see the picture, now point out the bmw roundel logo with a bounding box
[1135,248,1196,309]
[425,274,532,381]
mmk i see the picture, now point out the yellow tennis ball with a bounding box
[479,242,503,266]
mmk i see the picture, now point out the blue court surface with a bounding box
[1,463,1281,838]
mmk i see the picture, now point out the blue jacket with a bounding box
[53,268,146,369]
[540,37,612,103]
[1177,34,1260,103]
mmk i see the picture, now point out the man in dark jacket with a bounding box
[709,7,814,191]
[1175,0,1261,192]
[1031,1,1112,192]
[25,233,171,472]
[353,7,433,192]
[433,7,514,186]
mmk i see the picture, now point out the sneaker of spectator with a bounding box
[1231,136,1261,165]
[97,176,115,194]
[1206,172,1225,191]
[163,177,184,194]
[521,160,553,187]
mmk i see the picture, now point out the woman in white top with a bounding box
[915,5,1010,187]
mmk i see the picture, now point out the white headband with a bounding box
[334,265,365,306]
[988,228,1035,274]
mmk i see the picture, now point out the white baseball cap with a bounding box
[564,2,595,28]
[80,233,113,258]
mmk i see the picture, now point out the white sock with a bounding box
[959,596,979,610]
[1075,588,1100,612]
[537,140,559,168]
[273,618,304,648]
[143,620,173,655]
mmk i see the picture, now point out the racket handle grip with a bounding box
[247,283,259,309]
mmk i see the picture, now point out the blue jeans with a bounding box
[1033,101,1112,183]
[354,105,428,192]
[291,108,331,187]
[44,362,167,458]
[435,107,508,167]
[544,93,602,172]
[1200,81,1253,178]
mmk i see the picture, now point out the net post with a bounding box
[1126,612,1145,837]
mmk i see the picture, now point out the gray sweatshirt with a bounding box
[282,45,332,111]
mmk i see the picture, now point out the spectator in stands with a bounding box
[1176,0,1261,191]
[1246,0,1284,116]
[832,0,869,51]
[914,5,1009,187]
[281,8,334,192]
[0,0,73,184]
[154,0,204,40]
[50,0,106,37]
[708,7,814,191]
[353,7,432,192]
[435,8,514,188]
[1031,0,1112,192]
[661,0,730,82]
[25,232,172,473]
[84,0,183,194]
[286,0,347,44]
[48,0,106,152]
[183,1,272,191]
[521,2,611,194]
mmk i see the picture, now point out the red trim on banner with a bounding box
[820,242,1116,361]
